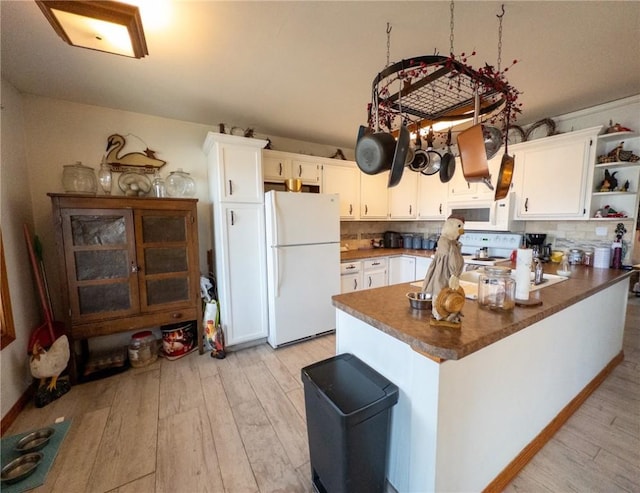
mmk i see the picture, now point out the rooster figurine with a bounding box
[30,335,71,407]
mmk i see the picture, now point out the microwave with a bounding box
[447,192,516,231]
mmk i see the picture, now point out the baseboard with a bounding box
[483,350,624,493]
[1,382,36,436]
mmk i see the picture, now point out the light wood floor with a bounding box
[6,296,639,493]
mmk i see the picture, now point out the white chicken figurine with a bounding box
[30,334,70,392]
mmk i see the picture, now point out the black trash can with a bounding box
[301,353,399,493]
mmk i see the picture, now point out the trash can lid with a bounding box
[302,353,396,415]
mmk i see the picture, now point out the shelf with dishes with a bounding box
[589,132,639,220]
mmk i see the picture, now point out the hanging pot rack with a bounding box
[369,54,508,136]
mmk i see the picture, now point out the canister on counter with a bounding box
[583,249,593,266]
[568,248,584,265]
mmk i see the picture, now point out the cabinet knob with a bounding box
[130,262,139,273]
[171,312,183,319]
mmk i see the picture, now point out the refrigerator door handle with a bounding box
[274,247,281,298]
[270,192,280,247]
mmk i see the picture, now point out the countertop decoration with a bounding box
[422,216,466,328]
[105,133,166,173]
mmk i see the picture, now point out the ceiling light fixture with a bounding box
[35,0,148,58]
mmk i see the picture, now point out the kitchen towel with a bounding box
[515,248,533,300]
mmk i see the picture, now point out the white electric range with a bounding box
[459,232,523,266]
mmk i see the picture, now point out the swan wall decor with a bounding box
[105,133,166,173]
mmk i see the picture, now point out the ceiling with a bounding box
[2,1,639,150]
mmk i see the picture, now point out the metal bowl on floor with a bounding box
[1,452,43,485]
[407,292,433,310]
[15,427,54,453]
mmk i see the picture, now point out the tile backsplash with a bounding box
[341,219,639,263]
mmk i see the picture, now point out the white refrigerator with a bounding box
[265,191,340,347]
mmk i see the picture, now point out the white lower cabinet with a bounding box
[363,258,388,289]
[414,256,433,282]
[340,261,363,293]
[388,256,416,284]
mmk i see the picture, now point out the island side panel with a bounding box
[336,279,628,493]
[336,311,440,493]
[434,279,628,492]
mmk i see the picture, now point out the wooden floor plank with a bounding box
[243,360,309,469]
[202,374,259,493]
[112,473,156,493]
[158,354,205,420]
[217,352,258,409]
[156,406,223,493]
[86,369,160,492]
[254,344,302,393]
[233,399,306,492]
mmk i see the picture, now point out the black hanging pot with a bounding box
[440,128,456,183]
[355,126,398,175]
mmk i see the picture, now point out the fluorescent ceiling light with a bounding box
[36,0,148,58]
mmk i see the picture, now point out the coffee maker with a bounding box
[526,233,551,262]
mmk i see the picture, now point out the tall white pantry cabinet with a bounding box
[203,132,270,346]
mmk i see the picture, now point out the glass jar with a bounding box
[97,158,112,195]
[568,248,584,265]
[478,266,516,311]
[165,169,196,197]
[151,170,166,197]
[128,330,158,368]
[62,161,97,194]
[583,249,593,266]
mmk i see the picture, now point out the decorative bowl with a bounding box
[1,452,43,485]
[15,427,55,453]
[284,178,302,192]
[407,292,433,310]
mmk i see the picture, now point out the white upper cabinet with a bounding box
[389,171,418,219]
[323,162,360,220]
[417,173,448,219]
[291,158,322,184]
[263,150,322,185]
[360,171,389,219]
[514,127,600,219]
[263,153,291,181]
[204,132,267,203]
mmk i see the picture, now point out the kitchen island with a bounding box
[332,264,632,492]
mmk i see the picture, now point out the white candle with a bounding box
[515,248,533,300]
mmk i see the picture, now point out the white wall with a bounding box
[0,80,41,419]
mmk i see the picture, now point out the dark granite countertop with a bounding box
[341,248,435,261]
[332,264,632,362]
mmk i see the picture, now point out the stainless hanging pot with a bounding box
[409,128,429,172]
[421,127,441,175]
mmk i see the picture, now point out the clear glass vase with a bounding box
[97,158,112,195]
